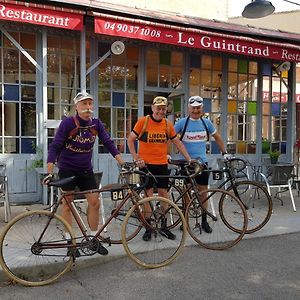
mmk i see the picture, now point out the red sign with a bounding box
[0,3,83,31]
[95,17,300,62]
[263,92,300,103]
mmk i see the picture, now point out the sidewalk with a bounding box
[0,191,300,282]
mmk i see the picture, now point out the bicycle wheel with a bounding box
[186,189,247,250]
[122,197,186,268]
[0,210,74,286]
[224,180,272,234]
[168,185,186,229]
[99,196,142,244]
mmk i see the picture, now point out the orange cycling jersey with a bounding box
[133,115,177,164]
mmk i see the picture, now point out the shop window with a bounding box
[146,48,183,90]
[227,59,258,154]
[21,138,36,154]
[112,92,125,107]
[159,50,171,65]
[21,103,36,136]
[4,84,19,101]
[4,138,19,154]
[261,62,289,154]
[189,54,222,152]
[98,42,139,153]
[190,54,201,68]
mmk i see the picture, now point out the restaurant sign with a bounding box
[95,16,300,63]
[0,3,83,31]
[263,92,300,103]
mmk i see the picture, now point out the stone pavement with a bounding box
[0,191,300,283]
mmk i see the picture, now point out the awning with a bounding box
[0,2,83,31]
[94,13,300,63]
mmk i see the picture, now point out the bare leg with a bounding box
[197,184,212,233]
[85,192,100,231]
[61,194,75,228]
[197,184,208,208]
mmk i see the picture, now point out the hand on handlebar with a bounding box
[223,153,233,161]
[42,174,53,185]
[134,158,145,168]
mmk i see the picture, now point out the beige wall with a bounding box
[100,0,229,20]
[229,10,300,34]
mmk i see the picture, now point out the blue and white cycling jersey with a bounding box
[174,117,216,162]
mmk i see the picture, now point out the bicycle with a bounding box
[169,157,272,235]
[167,160,248,250]
[0,163,186,286]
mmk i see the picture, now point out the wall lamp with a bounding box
[86,41,125,75]
[242,0,300,19]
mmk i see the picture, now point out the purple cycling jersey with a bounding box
[47,114,120,172]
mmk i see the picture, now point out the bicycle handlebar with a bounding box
[168,159,203,178]
[120,162,150,190]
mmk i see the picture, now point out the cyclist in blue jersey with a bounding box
[174,96,227,233]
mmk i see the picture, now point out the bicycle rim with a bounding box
[100,198,142,244]
[0,210,74,286]
[168,185,185,229]
[122,197,186,268]
[226,181,272,234]
[186,189,247,250]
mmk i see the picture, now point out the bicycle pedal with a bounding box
[194,222,202,234]
[103,237,112,246]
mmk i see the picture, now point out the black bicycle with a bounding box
[169,157,272,235]
[166,160,248,250]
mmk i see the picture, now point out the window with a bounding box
[98,43,139,153]
[261,63,289,154]
[227,59,258,154]
[0,31,37,153]
[189,54,223,154]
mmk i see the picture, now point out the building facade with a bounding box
[0,1,299,203]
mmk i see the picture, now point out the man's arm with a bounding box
[127,132,146,168]
[127,132,139,161]
[172,137,191,162]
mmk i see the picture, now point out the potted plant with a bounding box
[268,149,280,164]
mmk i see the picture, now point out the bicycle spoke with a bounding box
[0,211,74,286]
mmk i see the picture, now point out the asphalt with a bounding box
[0,190,300,283]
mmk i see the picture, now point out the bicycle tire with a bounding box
[168,185,186,229]
[185,188,247,250]
[99,197,142,244]
[0,210,74,286]
[224,180,272,234]
[122,197,186,268]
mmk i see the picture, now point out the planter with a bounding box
[270,157,278,164]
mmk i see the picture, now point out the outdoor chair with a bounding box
[0,164,11,222]
[259,164,296,212]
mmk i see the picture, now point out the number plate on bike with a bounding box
[174,178,185,187]
[213,171,223,180]
[111,189,124,201]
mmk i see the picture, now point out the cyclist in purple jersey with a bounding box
[43,92,124,256]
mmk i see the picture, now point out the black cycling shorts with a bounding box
[194,163,209,186]
[58,169,98,191]
[140,164,170,190]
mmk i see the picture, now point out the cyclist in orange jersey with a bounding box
[127,96,191,241]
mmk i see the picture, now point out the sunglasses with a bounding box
[75,92,90,98]
[153,97,167,105]
[189,97,203,105]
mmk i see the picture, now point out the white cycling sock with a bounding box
[90,230,97,237]
[65,232,71,240]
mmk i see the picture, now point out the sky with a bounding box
[228,0,300,17]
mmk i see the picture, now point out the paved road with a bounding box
[1,232,300,299]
